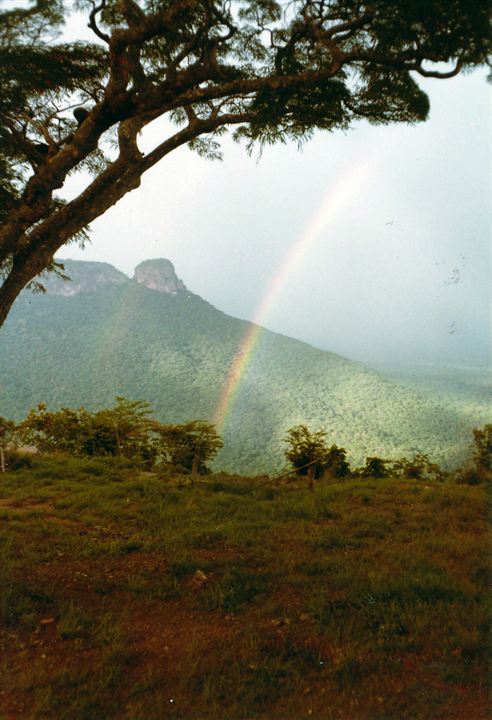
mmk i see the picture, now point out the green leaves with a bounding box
[284,424,350,480]
[19,397,157,464]
[156,419,223,474]
[0,416,16,444]
[472,425,492,472]
[354,71,430,125]
[17,398,223,473]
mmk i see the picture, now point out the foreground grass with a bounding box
[0,455,490,719]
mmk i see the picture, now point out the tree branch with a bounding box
[0,109,253,325]
[413,59,463,79]
[88,0,110,43]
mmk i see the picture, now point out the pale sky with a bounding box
[58,48,491,367]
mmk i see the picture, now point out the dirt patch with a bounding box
[0,498,55,511]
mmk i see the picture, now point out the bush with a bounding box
[455,465,491,485]
[357,456,390,479]
[284,425,350,489]
[454,425,492,485]
[4,449,36,471]
[392,453,443,481]
[472,424,492,472]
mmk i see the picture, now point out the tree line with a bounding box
[1,399,490,488]
[0,397,223,478]
[283,424,492,490]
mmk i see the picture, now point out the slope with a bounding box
[0,259,488,473]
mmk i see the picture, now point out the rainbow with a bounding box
[212,161,370,432]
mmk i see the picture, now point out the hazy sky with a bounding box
[58,51,490,367]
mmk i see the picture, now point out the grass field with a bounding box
[0,454,490,719]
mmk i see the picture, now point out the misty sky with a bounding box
[58,60,490,368]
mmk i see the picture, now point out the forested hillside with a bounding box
[0,260,489,473]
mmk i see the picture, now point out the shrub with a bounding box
[4,449,36,471]
[392,453,443,481]
[455,465,490,485]
[357,457,390,478]
[284,424,350,489]
[473,424,492,471]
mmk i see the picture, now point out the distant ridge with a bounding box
[42,260,128,296]
[0,258,489,473]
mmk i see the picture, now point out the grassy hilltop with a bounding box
[0,260,490,473]
[0,454,490,719]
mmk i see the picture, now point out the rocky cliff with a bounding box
[36,257,188,297]
[133,259,187,295]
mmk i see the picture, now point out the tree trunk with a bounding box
[307,463,316,492]
[0,283,19,327]
[115,428,121,456]
[191,451,199,486]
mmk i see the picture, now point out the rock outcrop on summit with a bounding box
[133,259,187,295]
[38,257,187,298]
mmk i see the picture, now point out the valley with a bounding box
[0,259,489,473]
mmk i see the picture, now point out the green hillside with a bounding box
[367,362,492,405]
[0,260,489,473]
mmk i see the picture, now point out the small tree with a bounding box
[392,453,442,482]
[20,404,83,453]
[157,420,223,480]
[324,444,351,479]
[456,424,492,485]
[77,408,118,457]
[284,424,329,491]
[0,416,16,472]
[472,424,492,472]
[19,397,157,464]
[0,416,15,442]
[358,456,390,479]
[93,396,156,463]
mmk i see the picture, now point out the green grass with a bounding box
[0,453,490,719]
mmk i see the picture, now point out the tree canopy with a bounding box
[0,0,489,325]
[284,423,349,489]
[156,419,224,475]
[17,397,224,470]
[20,397,158,462]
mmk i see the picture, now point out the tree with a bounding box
[358,456,389,478]
[392,452,442,481]
[20,403,84,453]
[19,396,157,463]
[92,396,156,462]
[284,424,330,490]
[456,424,492,485]
[0,416,16,443]
[472,424,492,472]
[0,1,489,326]
[157,419,223,478]
[0,416,16,472]
[324,443,350,478]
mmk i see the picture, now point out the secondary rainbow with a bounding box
[212,161,370,432]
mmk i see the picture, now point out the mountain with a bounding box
[0,259,489,473]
